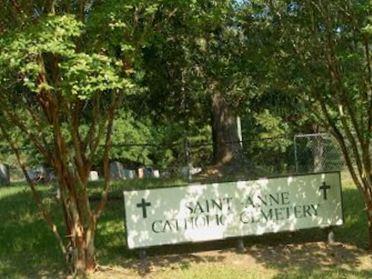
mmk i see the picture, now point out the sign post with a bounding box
[123,172,343,250]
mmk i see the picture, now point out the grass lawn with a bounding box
[0,173,371,278]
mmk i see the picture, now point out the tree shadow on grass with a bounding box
[96,198,244,276]
[242,187,371,279]
[0,186,65,278]
[335,188,369,248]
[247,242,372,279]
[96,186,371,277]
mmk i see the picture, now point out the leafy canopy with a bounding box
[0,15,132,100]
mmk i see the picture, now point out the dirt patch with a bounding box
[90,241,372,278]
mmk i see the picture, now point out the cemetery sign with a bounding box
[123,172,343,249]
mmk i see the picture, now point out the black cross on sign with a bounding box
[319,182,331,200]
[137,198,151,219]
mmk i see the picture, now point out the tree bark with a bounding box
[211,91,243,166]
[367,197,372,251]
[70,221,96,274]
[313,138,324,172]
[54,160,97,275]
[312,125,324,172]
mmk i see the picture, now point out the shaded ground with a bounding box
[91,242,371,278]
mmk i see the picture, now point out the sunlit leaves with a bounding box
[0,14,131,99]
[61,53,133,99]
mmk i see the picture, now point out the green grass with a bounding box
[0,184,65,278]
[0,176,371,278]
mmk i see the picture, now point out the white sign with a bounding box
[123,172,343,249]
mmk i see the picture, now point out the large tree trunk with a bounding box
[211,91,244,167]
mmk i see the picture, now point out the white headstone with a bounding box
[190,167,202,175]
[138,167,145,179]
[153,170,160,178]
[89,171,99,181]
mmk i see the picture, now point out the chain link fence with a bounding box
[0,133,346,185]
[293,133,344,174]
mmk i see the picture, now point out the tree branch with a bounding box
[0,120,66,256]
[94,91,123,219]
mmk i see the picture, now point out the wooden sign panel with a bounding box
[123,172,343,249]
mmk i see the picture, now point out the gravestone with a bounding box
[180,166,189,178]
[26,169,37,182]
[89,171,99,181]
[0,164,10,185]
[110,161,124,180]
[161,171,170,178]
[123,169,136,179]
[144,167,154,178]
[190,167,202,175]
[26,166,49,183]
[124,172,343,249]
[138,167,145,179]
[129,170,136,179]
[153,170,160,178]
[37,165,49,182]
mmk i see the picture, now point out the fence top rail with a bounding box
[294,133,329,139]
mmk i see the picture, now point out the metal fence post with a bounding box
[294,136,299,173]
[184,139,192,182]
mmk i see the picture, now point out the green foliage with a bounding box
[61,53,132,99]
[110,110,153,165]
[0,15,81,91]
[253,109,291,152]
[0,15,131,100]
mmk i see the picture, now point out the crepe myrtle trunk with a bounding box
[63,192,97,274]
[67,206,96,274]
[367,196,372,251]
[52,151,97,274]
[0,118,100,275]
[211,91,243,166]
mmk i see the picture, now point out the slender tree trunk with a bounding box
[312,125,324,172]
[211,91,243,166]
[367,197,372,251]
[313,137,324,172]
